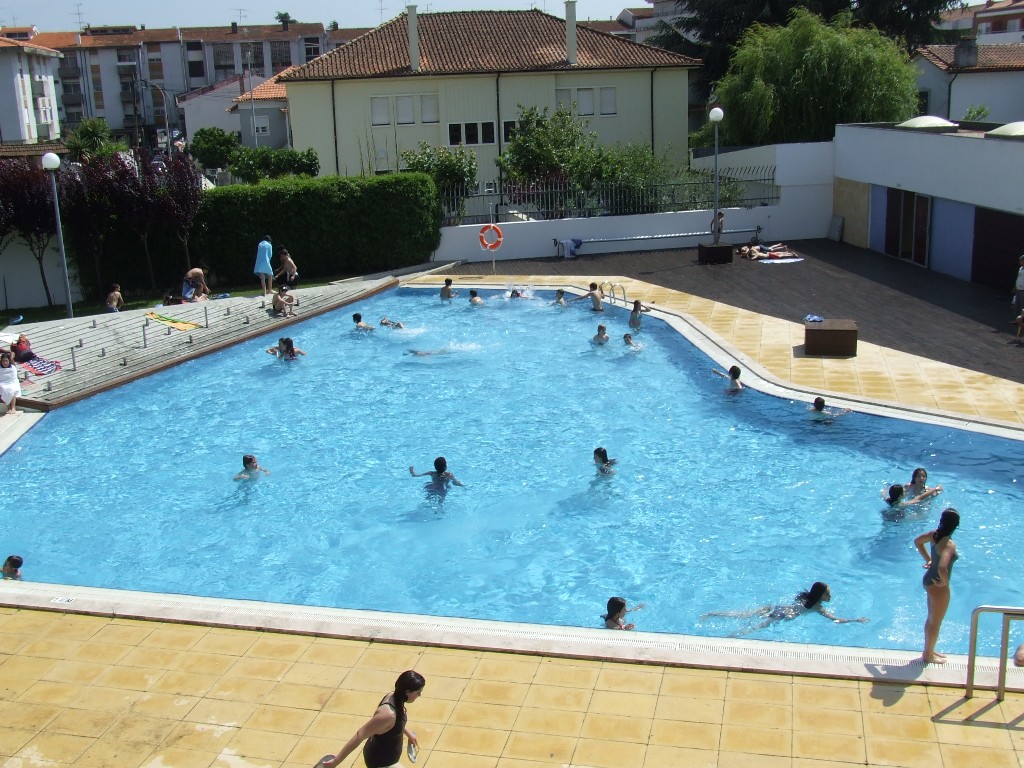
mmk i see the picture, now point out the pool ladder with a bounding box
[965,604,1024,700]
[599,281,627,306]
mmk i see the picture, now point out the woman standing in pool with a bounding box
[906,468,942,500]
[629,300,651,331]
[701,581,867,635]
[319,670,424,768]
[914,508,960,664]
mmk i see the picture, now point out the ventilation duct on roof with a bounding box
[565,0,577,66]
[408,5,420,73]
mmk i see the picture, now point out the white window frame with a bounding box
[395,95,415,125]
[371,96,390,126]
[420,94,439,123]
[252,115,270,136]
[576,88,594,116]
[599,87,617,116]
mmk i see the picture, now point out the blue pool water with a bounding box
[2,287,1021,655]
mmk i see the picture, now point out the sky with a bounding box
[8,0,640,33]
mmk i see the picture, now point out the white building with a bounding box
[0,36,61,145]
[914,38,1024,122]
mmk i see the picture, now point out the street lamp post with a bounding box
[139,79,174,156]
[41,152,73,319]
[708,106,724,244]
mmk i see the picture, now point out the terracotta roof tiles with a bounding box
[284,10,697,82]
[235,65,296,103]
[180,23,324,42]
[0,140,68,158]
[33,23,325,51]
[916,43,1024,72]
[0,36,61,56]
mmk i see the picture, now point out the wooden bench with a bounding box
[804,319,858,357]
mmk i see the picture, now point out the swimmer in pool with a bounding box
[440,278,457,300]
[570,282,604,311]
[593,324,610,345]
[906,467,942,500]
[809,396,851,419]
[2,555,23,580]
[266,337,306,359]
[409,456,464,490]
[623,333,636,347]
[712,365,743,390]
[594,447,617,475]
[405,348,452,357]
[603,596,645,630]
[235,454,270,480]
[380,317,404,329]
[700,582,867,636]
[353,313,374,331]
[553,289,567,306]
[469,290,484,306]
[884,483,933,507]
[629,300,651,331]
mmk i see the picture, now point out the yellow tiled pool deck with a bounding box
[3,274,1024,768]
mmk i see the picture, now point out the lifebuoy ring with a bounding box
[479,223,503,251]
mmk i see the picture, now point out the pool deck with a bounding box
[3,244,1024,768]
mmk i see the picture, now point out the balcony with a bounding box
[58,64,81,79]
[61,92,83,106]
[120,90,137,104]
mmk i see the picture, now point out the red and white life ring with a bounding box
[479,223,503,251]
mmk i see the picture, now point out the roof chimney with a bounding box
[231,21,238,33]
[565,0,577,66]
[408,5,420,72]
[955,35,978,68]
[283,18,289,31]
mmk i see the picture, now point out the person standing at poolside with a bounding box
[273,247,299,289]
[106,283,124,312]
[318,671,425,768]
[571,282,604,311]
[1013,254,1024,316]
[629,300,651,331]
[914,508,960,664]
[711,211,725,244]
[254,235,274,296]
[440,278,457,301]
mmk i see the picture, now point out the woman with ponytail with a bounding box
[320,670,425,768]
[914,508,960,664]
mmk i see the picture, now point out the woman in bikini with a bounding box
[914,508,959,664]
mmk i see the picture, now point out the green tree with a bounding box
[0,160,57,305]
[228,146,319,183]
[327,20,339,31]
[64,118,128,163]
[189,127,239,170]
[401,142,478,224]
[161,155,204,268]
[274,11,297,24]
[713,9,917,145]
[496,105,603,186]
[963,105,990,121]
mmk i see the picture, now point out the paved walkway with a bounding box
[3,252,1024,768]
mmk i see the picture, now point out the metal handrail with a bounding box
[599,282,628,306]
[965,604,1024,699]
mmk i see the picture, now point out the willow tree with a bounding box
[714,9,917,146]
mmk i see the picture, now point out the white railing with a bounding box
[965,604,1024,700]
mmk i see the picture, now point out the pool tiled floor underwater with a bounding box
[4,274,1024,768]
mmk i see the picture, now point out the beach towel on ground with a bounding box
[759,257,804,264]
[145,312,201,331]
[20,357,62,376]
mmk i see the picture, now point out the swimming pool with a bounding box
[2,286,1021,655]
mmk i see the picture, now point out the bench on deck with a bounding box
[553,226,761,258]
[804,319,858,357]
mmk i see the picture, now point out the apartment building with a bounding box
[9,20,327,146]
[0,35,61,145]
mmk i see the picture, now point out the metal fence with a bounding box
[438,165,777,226]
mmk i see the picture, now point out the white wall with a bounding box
[915,59,951,119]
[835,124,1024,216]
[0,238,82,311]
[179,79,260,140]
[949,70,1024,123]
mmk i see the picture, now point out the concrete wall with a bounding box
[833,177,870,248]
[949,70,1024,124]
[238,101,289,148]
[0,238,82,311]
[834,124,1024,217]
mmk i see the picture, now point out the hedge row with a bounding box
[190,173,442,286]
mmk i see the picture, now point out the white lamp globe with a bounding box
[709,107,724,123]
[41,152,61,171]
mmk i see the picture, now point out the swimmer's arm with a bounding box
[234,472,250,480]
[266,348,279,356]
[259,466,270,476]
[913,531,934,564]
[409,467,437,479]
[626,602,645,613]
[711,368,727,378]
[294,348,307,355]
[449,473,465,487]
[818,606,868,623]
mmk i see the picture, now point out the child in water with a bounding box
[712,365,743,390]
[235,454,270,480]
[604,596,644,630]
[2,555,23,579]
[594,447,617,475]
[409,456,464,489]
[593,325,610,345]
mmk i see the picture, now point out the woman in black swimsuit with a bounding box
[700,582,868,636]
[321,670,425,768]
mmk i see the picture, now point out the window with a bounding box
[147,57,164,80]
[66,109,83,124]
[241,43,264,76]
[420,94,438,123]
[213,43,234,80]
[576,88,594,115]
[116,49,135,63]
[599,87,616,115]
[917,90,929,116]
[186,41,202,52]
[62,80,82,94]
[464,122,479,144]
[503,120,517,142]
[270,40,291,72]
[188,60,205,78]
[304,36,321,62]
[371,97,390,125]
[481,121,495,144]
[555,88,570,109]
[396,95,414,124]
[448,123,462,145]
[253,115,270,136]
[1008,19,1021,31]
